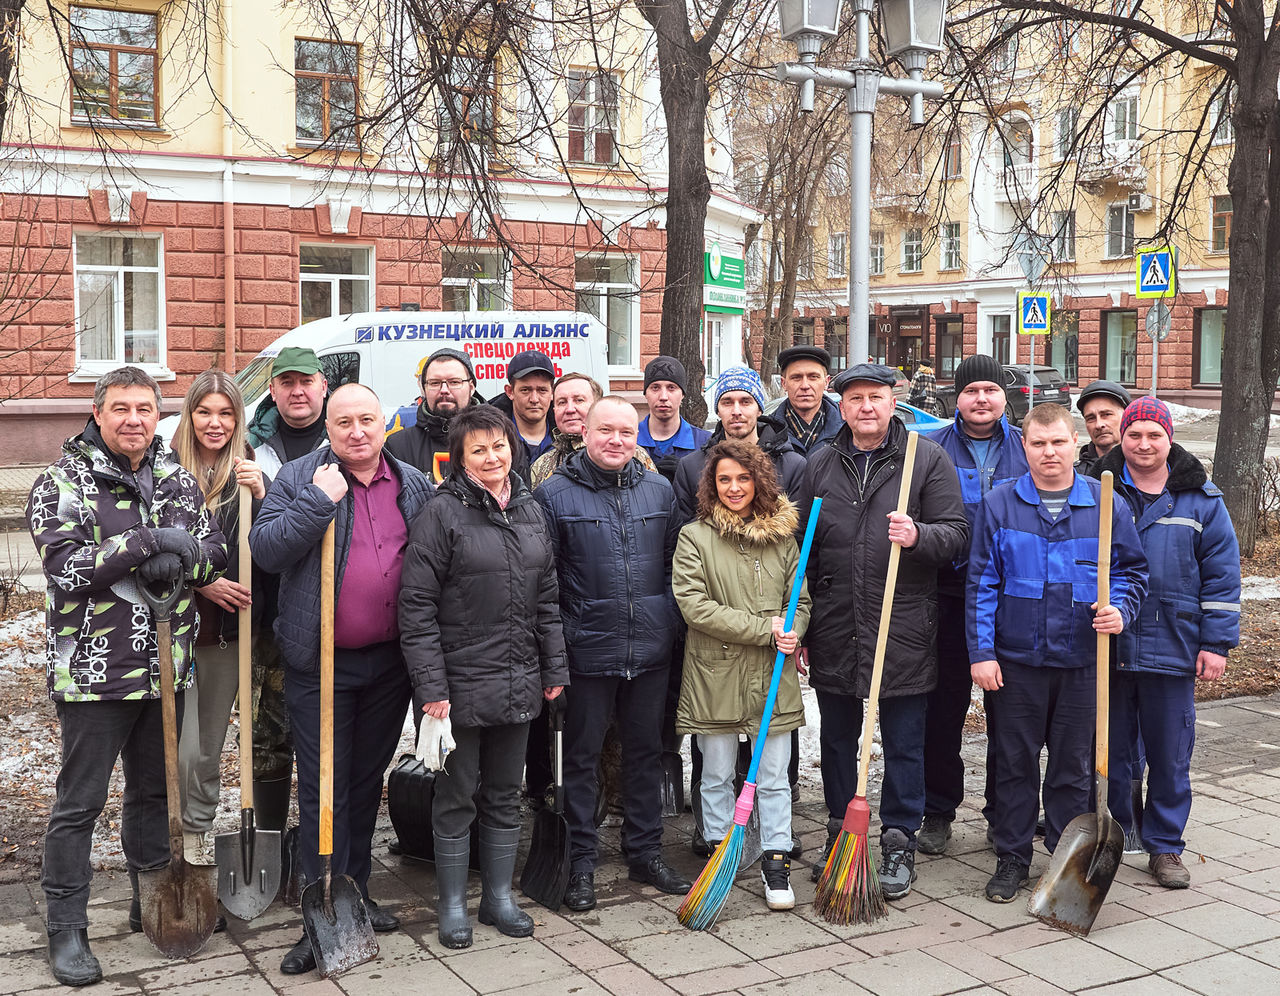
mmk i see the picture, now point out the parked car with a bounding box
[764,393,949,434]
[936,364,1072,426]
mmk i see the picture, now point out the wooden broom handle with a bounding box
[237,485,254,808]
[319,521,336,857]
[856,430,920,798]
[1095,471,1114,780]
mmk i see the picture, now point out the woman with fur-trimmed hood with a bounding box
[673,439,811,912]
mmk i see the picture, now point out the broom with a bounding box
[677,497,823,931]
[814,430,920,925]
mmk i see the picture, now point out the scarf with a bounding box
[466,469,512,510]
[784,400,827,452]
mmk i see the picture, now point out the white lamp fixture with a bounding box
[778,0,844,42]
[881,0,947,56]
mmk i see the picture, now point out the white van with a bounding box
[229,309,611,421]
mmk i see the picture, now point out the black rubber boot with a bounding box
[48,928,102,987]
[128,869,141,933]
[253,774,292,832]
[433,832,473,949]
[477,824,534,938]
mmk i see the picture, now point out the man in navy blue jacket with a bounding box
[1097,397,1239,889]
[535,396,690,912]
[967,403,1147,903]
[920,354,1028,855]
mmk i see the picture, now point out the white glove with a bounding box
[415,714,456,772]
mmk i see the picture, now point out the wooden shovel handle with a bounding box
[1095,472,1113,782]
[319,521,336,858]
[237,485,254,808]
[856,431,919,798]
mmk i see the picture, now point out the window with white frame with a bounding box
[992,35,1017,74]
[827,231,847,278]
[940,222,961,271]
[576,254,638,368]
[901,228,923,273]
[438,54,494,157]
[300,245,372,324]
[1108,91,1139,143]
[442,248,507,310]
[1055,107,1079,161]
[870,230,885,275]
[567,69,619,165]
[1050,209,1076,261]
[1106,204,1135,257]
[1211,92,1234,146]
[75,233,164,367]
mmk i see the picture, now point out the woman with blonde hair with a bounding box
[673,439,809,913]
[171,370,266,863]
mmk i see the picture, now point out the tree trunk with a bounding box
[0,0,24,139]
[638,0,714,425]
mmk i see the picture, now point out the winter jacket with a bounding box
[534,448,681,678]
[1096,445,1241,676]
[1075,441,1107,477]
[777,395,843,457]
[248,446,433,672]
[529,429,659,489]
[798,419,968,699]
[26,422,227,702]
[671,415,808,526]
[638,416,713,482]
[907,364,939,415]
[966,472,1149,670]
[384,394,522,483]
[246,399,328,479]
[674,498,810,737]
[927,413,1028,594]
[489,392,556,480]
[398,472,569,728]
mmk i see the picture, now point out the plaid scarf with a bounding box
[783,400,827,451]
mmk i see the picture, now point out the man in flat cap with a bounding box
[638,355,712,481]
[1075,380,1132,477]
[798,363,967,900]
[775,346,841,456]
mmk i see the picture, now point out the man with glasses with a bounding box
[387,348,492,483]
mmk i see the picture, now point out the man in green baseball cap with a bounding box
[247,347,330,478]
[271,346,324,377]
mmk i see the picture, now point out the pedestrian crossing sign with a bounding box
[1136,247,1176,298]
[1017,292,1050,335]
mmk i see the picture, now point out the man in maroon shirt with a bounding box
[250,383,434,976]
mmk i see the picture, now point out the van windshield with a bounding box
[236,355,276,408]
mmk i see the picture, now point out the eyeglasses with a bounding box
[424,379,469,391]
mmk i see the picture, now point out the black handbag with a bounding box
[386,753,480,869]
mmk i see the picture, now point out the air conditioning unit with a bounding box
[1128,192,1154,212]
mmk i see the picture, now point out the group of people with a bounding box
[27,338,1239,987]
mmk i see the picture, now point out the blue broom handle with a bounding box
[743,497,822,786]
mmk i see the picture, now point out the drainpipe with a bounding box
[222,0,237,372]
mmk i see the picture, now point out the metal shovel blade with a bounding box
[301,872,378,978]
[521,715,571,910]
[281,826,304,907]
[214,814,281,921]
[660,750,685,817]
[1027,811,1125,937]
[138,857,219,959]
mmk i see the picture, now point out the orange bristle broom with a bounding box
[678,498,823,931]
[814,430,919,925]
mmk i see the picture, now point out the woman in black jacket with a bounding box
[399,404,568,949]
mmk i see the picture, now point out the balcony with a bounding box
[994,161,1038,205]
[871,174,930,218]
[1075,138,1148,193]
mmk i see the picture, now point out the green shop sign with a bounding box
[704,242,745,314]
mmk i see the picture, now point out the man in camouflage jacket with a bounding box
[26,367,225,986]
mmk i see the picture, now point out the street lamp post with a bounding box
[778,0,946,367]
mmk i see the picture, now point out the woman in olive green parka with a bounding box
[673,439,810,911]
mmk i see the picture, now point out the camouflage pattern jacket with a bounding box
[26,425,227,702]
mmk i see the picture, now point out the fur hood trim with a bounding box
[706,495,799,544]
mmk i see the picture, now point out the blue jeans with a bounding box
[816,690,927,843]
[699,732,792,852]
[1108,670,1195,855]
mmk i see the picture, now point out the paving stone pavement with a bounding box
[3,693,1280,994]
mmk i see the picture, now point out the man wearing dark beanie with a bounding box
[638,355,711,481]
[918,353,1029,856]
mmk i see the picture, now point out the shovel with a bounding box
[520,694,571,910]
[1028,470,1125,937]
[215,485,281,919]
[660,748,685,818]
[300,522,378,977]
[137,578,219,958]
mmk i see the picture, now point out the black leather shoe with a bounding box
[564,871,596,912]
[365,899,400,933]
[129,902,224,935]
[48,929,102,987]
[280,933,316,975]
[628,856,692,895]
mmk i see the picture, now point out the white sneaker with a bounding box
[761,851,795,911]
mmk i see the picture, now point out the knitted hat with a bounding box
[1120,396,1173,440]
[422,347,476,384]
[953,354,1004,394]
[712,366,766,411]
[644,355,688,393]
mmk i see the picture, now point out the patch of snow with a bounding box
[1242,575,1280,601]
